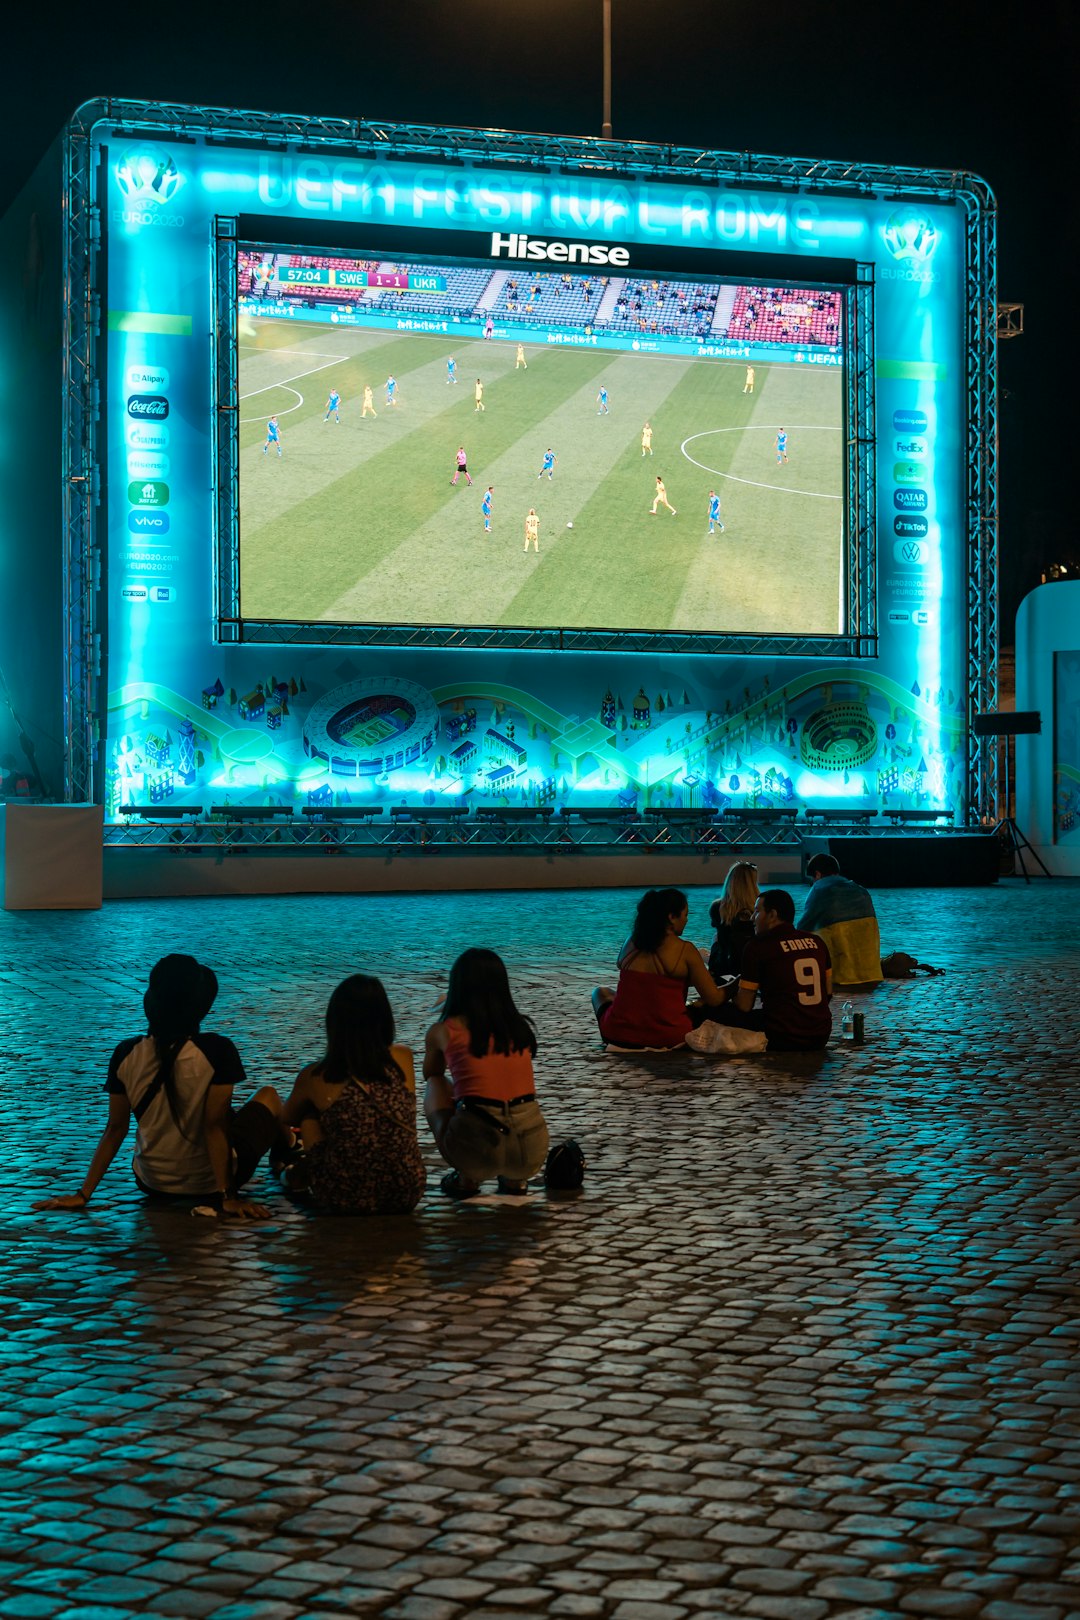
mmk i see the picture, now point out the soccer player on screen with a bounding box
[649,475,676,516]
[446,356,457,385]
[524,508,540,553]
[361,385,376,418]
[516,343,527,370]
[386,374,398,407]
[776,428,788,464]
[707,490,725,535]
[743,366,755,394]
[537,448,557,481]
[596,384,609,415]
[324,389,341,423]
[263,416,282,457]
[451,446,473,486]
[482,486,494,533]
[474,378,485,413]
[641,422,653,456]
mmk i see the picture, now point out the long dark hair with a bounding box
[631,888,688,953]
[143,954,219,1136]
[318,974,403,1086]
[442,948,537,1059]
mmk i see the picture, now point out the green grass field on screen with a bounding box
[238,319,844,635]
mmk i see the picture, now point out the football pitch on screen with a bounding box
[238,319,844,635]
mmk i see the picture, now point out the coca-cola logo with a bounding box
[127,394,170,419]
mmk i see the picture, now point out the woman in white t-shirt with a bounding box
[34,954,281,1220]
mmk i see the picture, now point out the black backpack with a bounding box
[545,1139,586,1190]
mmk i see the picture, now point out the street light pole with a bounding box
[602,0,612,139]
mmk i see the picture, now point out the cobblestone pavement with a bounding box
[1,880,1078,1620]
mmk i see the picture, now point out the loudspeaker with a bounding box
[972,711,1041,737]
[827,833,999,888]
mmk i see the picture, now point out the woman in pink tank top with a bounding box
[592,887,728,1050]
[424,949,549,1200]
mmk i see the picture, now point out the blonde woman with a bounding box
[707,861,760,982]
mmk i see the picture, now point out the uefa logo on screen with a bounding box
[115,150,183,208]
[882,208,939,266]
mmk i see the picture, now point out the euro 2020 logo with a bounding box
[115,150,184,210]
[883,208,939,266]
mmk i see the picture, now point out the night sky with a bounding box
[2,0,1074,630]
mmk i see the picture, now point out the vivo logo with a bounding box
[127,511,170,533]
[489,231,630,267]
[127,394,170,419]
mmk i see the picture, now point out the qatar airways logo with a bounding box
[490,232,630,267]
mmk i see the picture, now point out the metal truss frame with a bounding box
[104,811,968,854]
[846,269,876,647]
[965,196,999,823]
[213,219,240,641]
[61,115,102,804]
[62,99,996,809]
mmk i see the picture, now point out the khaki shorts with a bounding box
[438,1097,549,1187]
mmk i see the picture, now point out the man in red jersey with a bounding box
[706,888,832,1051]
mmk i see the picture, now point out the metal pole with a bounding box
[602,0,612,139]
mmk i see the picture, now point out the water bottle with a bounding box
[841,1001,854,1040]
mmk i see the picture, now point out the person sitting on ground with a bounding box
[277,974,425,1215]
[593,887,728,1050]
[708,861,760,983]
[33,954,279,1218]
[797,853,882,989]
[424,949,549,1200]
[705,889,832,1052]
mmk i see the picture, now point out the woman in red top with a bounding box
[424,949,549,1200]
[593,887,728,1050]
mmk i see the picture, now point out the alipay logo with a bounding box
[128,480,169,508]
[125,363,170,393]
[883,208,940,265]
[115,151,183,208]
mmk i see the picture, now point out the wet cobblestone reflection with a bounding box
[1,881,1078,1619]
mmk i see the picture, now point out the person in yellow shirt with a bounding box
[515,343,527,370]
[474,378,485,412]
[743,365,755,394]
[649,476,676,516]
[641,422,653,456]
[361,385,376,418]
[524,508,540,553]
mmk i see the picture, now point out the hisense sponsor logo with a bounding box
[489,232,630,267]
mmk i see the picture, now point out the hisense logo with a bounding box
[490,232,630,267]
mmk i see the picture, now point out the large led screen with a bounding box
[237,246,846,637]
